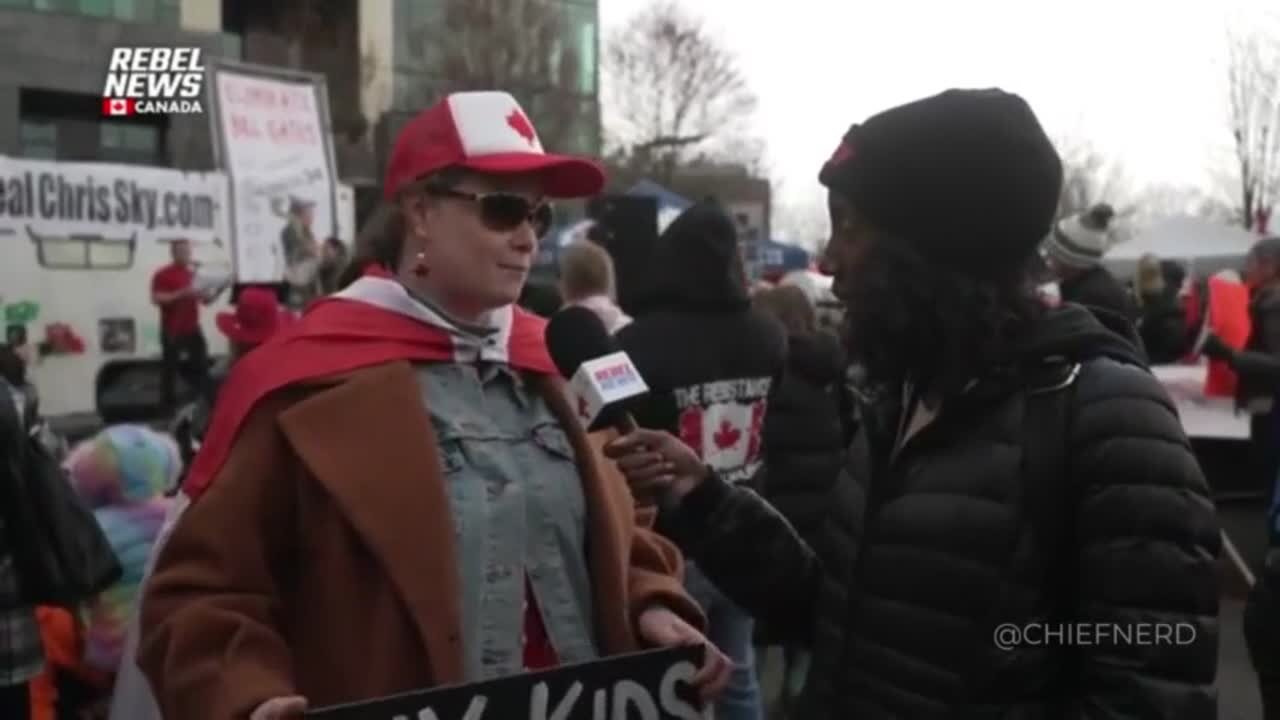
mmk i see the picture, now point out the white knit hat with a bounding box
[1045,203,1115,269]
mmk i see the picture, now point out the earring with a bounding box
[412,251,429,277]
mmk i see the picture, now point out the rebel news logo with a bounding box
[102,47,205,117]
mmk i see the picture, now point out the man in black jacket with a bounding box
[607,89,1220,718]
[1044,203,1138,324]
[616,201,785,720]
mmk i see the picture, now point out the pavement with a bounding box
[1219,498,1268,720]
[1220,597,1261,720]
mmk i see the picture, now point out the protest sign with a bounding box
[208,60,337,284]
[306,646,705,720]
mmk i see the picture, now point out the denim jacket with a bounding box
[415,362,598,681]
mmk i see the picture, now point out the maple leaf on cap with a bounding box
[507,109,537,146]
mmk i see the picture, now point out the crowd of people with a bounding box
[1,84,1279,720]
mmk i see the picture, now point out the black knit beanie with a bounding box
[819,88,1063,275]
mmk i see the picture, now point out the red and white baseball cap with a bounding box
[383,91,606,200]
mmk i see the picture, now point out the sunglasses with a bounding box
[426,186,553,234]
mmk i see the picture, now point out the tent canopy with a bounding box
[1103,215,1259,276]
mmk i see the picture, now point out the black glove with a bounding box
[1201,333,1234,361]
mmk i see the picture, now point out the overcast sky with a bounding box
[599,0,1277,244]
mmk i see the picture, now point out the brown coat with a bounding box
[138,362,702,719]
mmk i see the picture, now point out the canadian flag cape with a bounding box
[181,269,555,500]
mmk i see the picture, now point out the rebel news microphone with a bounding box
[545,306,648,434]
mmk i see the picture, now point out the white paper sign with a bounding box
[213,68,336,283]
[1151,364,1252,440]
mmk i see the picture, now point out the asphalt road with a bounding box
[1219,498,1267,720]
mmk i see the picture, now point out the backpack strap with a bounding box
[1022,362,1079,613]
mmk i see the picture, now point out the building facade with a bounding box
[376,0,601,162]
[0,0,237,171]
[0,0,600,223]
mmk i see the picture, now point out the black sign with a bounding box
[305,646,705,720]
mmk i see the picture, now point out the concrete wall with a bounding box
[179,0,221,33]
[359,0,394,130]
[0,9,235,170]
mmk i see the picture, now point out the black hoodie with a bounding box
[617,202,787,484]
[759,331,849,553]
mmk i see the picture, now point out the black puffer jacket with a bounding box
[660,304,1220,718]
[1138,289,1190,364]
[759,330,848,551]
[1060,265,1138,324]
[171,357,232,476]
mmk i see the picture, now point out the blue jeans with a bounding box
[686,564,764,720]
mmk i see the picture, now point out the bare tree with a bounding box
[603,2,758,184]
[1054,137,1132,221]
[1131,184,1236,223]
[399,0,590,152]
[1226,21,1280,233]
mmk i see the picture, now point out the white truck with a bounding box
[0,154,353,433]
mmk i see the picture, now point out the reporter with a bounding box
[138,92,728,720]
[608,89,1219,718]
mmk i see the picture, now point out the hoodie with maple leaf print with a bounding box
[616,201,786,484]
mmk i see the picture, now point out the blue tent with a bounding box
[626,179,692,214]
[758,239,811,277]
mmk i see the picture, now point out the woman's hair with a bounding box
[1135,253,1166,299]
[335,168,469,288]
[1160,259,1186,292]
[841,226,1046,395]
[559,241,617,301]
[754,284,817,336]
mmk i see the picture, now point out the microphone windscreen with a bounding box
[545,306,619,379]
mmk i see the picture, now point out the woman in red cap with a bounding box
[139,91,728,720]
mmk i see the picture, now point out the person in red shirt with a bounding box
[150,239,216,413]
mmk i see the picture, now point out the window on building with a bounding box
[19,121,58,160]
[20,88,167,165]
[99,122,162,164]
[393,0,445,74]
[23,0,174,24]
[157,0,179,24]
[560,2,597,96]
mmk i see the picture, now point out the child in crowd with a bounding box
[30,425,180,719]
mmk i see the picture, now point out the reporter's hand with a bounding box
[250,695,308,720]
[604,429,707,502]
[637,606,733,703]
[1201,333,1233,361]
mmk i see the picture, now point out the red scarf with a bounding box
[182,269,554,499]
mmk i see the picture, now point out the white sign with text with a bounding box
[211,67,336,283]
